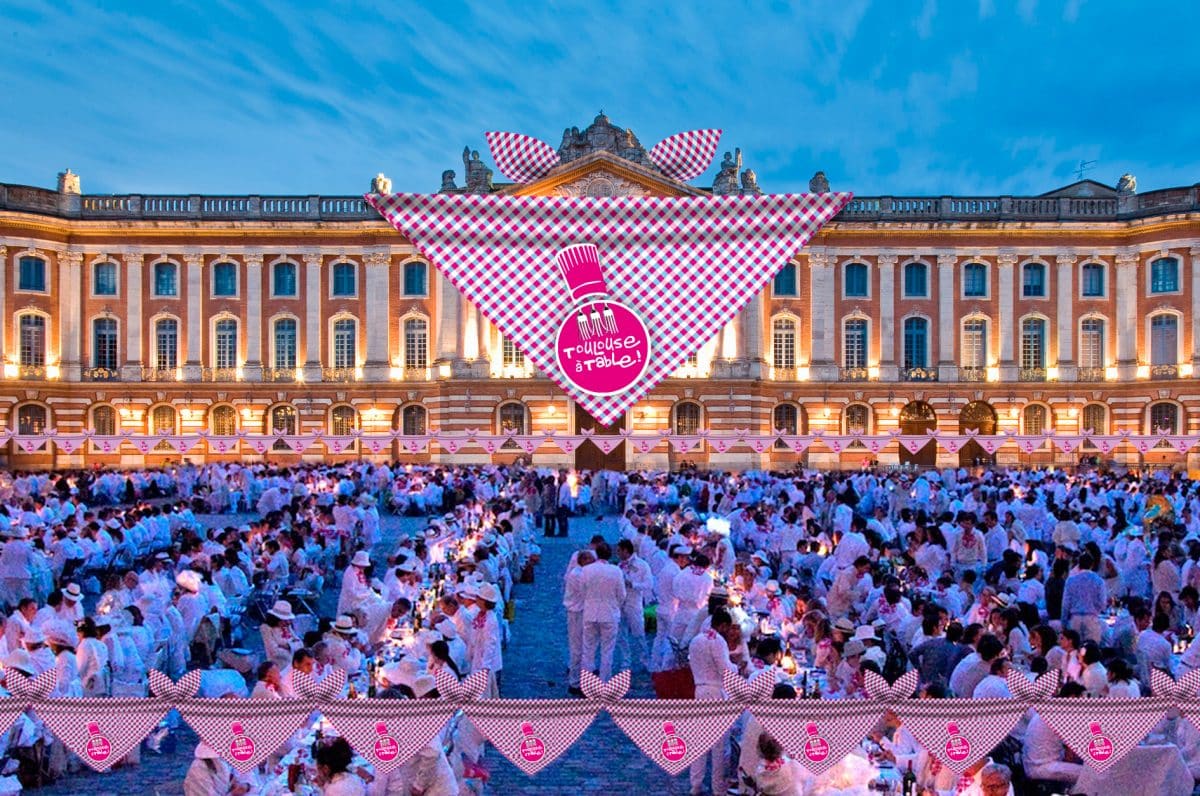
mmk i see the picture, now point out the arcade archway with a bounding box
[899,400,937,467]
[959,401,997,466]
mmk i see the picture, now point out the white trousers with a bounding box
[689,684,728,795]
[582,620,618,681]
[567,610,584,687]
[615,599,648,672]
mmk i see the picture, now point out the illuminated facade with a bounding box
[1,115,1199,470]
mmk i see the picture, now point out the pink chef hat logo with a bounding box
[1087,722,1113,762]
[806,723,820,736]
[802,722,829,763]
[85,722,111,762]
[945,721,971,762]
[1090,722,1102,735]
[373,721,398,762]
[229,721,255,762]
[661,721,688,762]
[555,244,608,303]
[518,722,545,763]
[375,722,388,735]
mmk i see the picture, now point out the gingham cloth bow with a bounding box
[432,669,491,706]
[6,669,56,701]
[290,667,348,704]
[722,669,776,704]
[148,669,202,702]
[580,669,630,704]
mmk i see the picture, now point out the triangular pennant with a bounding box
[243,435,270,455]
[361,434,391,454]
[746,435,774,454]
[148,669,203,702]
[551,435,585,454]
[605,699,746,775]
[891,699,1029,776]
[281,434,314,453]
[631,435,660,454]
[34,698,171,772]
[510,435,545,455]
[1168,435,1197,455]
[899,436,931,454]
[89,434,123,453]
[647,129,723,183]
[936,435,966,454]
[14,435,47,453]
[781,435,813,454]
[432,669,491,706]
[52,434,87,455]
[366,191,850,424]
[1051,435,1084,454]
[591,437,623,455]
[745,700,886,775]
[320,700,457,774]
[290,668,348,705]
[708,435,736,454]
[176,697,313,772]
[323,435,356,454]
[400,435,432,454]
[463,699,599,775]
[1031,697,1171,772]
[670,435,703,454]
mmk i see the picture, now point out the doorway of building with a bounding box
[959,401,998,467]
[899,400,938,467]
[574,405,626,471]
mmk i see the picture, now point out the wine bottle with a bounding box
[901,760,916,796]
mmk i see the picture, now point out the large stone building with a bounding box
[1,114,1199,471]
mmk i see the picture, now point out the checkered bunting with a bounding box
[148,669,202,702]
[6,669,57,701]
[462,699,600,776]
[485,132,561,184]
[290,668,348,708]
[175,697,314,773]
[366,191,851,424]
[890,699,1029,776]
[34,698,172,772]
[1030,697,1173,773]
[647,129,723,183]
[745,700,887,776]
[318,700,457,774]
[432,669,491,706]
[605,699,747,776]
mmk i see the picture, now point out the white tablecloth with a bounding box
[1072,745,1192,796]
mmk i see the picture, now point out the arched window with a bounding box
[773,403,799,435]
[333,318,357,368]
[150,405,177,435]
[1022,262,1046,297]
[15,404,46,435]
[843,318,867,369]
[903,317,928,370]
[501,336,524,369]
[18,314,45,367]
[963,262,988,297]
[211,405,237,436]
[401,405,427,436]
[153,261,178,297]
[403,318,428,369]
[1022,404,1048,435]
[93,261,118,296]
[845,404,870,434]
[155,318,178,370]
[773,263,797,296]
[332,262,356,297]
[273,318,297,369]
[18,256,46,292]
[844,262,868,297]
[268,405,297,450]
[1020,318,1046,372]
[497,403,527,449]
[273,261,297,297]
[1150,402,1180,434]
[213,318,238,369]
[1151,257,1180,294]
[772,317,796,368]
[1079,318,1105,370]
[903,262,928,298]
[1081,263,1105,297]
[1150,313,1179,367]
[1081,403,1108,435]
[92,318,118,370]
[330,405,358,435]
[91,405,116,436]
[961,318,987,370]
[212,261,237,297]
[673,401,702,435]
[403,261,428,296]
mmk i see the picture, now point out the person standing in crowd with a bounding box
[580,543,625,681]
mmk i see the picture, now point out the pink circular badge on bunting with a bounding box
[802,722,830,763]
[1086,722,1113,762]
[229,721,256,763]
[944,722,971,762]
[519,722,546,763]
[84,723,111,763]
[373,722,399,762]
[553,244,652,397]
[661,721,688,762]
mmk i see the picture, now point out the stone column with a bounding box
[1056,254,1077,380]
[997,253,1017,380]
[303,252,323,381]
[476,308,491,371]
[1191,247,1200,372]
[936,253,956,380]
[363,251,391,379]
[122,252,143,380]
[457,302,475,373]
[877,253,897,380]
[243,251,263,380]
[808,251,837,380]
[741,289,765,378]
[183,253,203,379]
[434,271,461,376]
[59,251,83,381]
[1115,251,1138,378]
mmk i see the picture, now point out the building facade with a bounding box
[1,115,1199,471]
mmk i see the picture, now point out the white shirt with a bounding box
[580,561,626,624]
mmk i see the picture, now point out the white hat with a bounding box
[478,583,500,603]
[412,674,437,698]
[853,626,878,643]
[4,649,35,676]
[843,639,867,657]
[672,545,693,558]
[351,551,372,568]
[105,518,121,530]
[434,618,458,639]
[194,742,221,760]
[43,623,75,649]
[268,601,296,622]
[765,580,780,594]
[752,550,769,562]
[7,527,29,539]
[175,570,201,593]
[155,552,171,562]
[332,615,356,634]
[61,583,82,601]
[784,576,800,589]
[457,582,479,599]
[397,559,417,574]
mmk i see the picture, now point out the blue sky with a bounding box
[1,1,1197,197]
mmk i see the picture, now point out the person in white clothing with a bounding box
[689,608,739,796]
[579,543,626,681]
[614,539,653,673]
[183,742,249,796]
[563,549,595,695]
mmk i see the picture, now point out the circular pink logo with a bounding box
[803,723,829,762]
[555,300,651,396]
[229,722,255,763]
[519,723,545,763]
[84,723,111,762]
[374,723,398,762]
[661,722,688,762]
[1087,723,1113,762]
[944,722,971,763]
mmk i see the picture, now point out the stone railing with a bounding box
[81,367,121,381]
[262,367,298,383]
[840,367,870,382]
[141,366,179,382]
[1019,367,1047,382]
[958,366,987,382]
[322,367,359,383]
[201,367,240,382]
[901,367,938,382]
[1077,367,1107,382]
[1151,364,1180,380]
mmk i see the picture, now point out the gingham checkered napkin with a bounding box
[646,129,723,182]
[34,698,172,772]
[366,191,850,424]
[0,670,54,747]
[318,700,458,774]
[176,697,314,772]
[1155,668,1200,736]
[463,699,600,776]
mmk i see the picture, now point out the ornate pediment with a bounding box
[511,151,702,199]
[552,168,650,198]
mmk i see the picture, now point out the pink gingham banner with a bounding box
[893,700,1027,776]
[1029,697,1172,772]
[7,669,57,701]
[432,669,491,706]
[366,191,850,424]
[464,699,600,775]
[148,670,203,702]
[747,700,887,776]
[176,697,314,772]
[319,700,458,773]
[35,698,172,772]
[485,131,561,184]
[647,129,723,182]
[291,668,348,707]
[605,698,747,775]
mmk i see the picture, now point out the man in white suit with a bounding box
[579,542,625,681]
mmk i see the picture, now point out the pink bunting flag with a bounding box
[176,697,315,773]
[899,436,931,454]
[35,699,173,772]
[591,436,623,455]
[551,435,585,454]
[781,435,813,454]
[1050,435,1084,454]
[670,435,702,454]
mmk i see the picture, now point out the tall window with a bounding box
[402,405,427,436]
[961,318,987,368]
[773,403,799,435]
[18,257,46,292]
[155,318,178,370]
[498,402,527,434]
[1023,404,1048,434]
[273,318,297,369]
[269,405,297,435]
[93,261,118,296]
[91,405,116,436]
[403,262,427,296]
[843,319,867,368]
[333,318,357,368]
[332,262,356,296]
[150,405,177,435]
[211,405,237,436]
[212,261,237,296]
[1080,318,1105,369]
[773,263,797,296]
[903,262,928,297]
[963,262,987,297]
[1081,263,1105,297]
[674,401,701,435]
[772,317,796,368]
[1020,318,1046,370]
[501,335,524,368]
[1150,314,1178,366]
[845,404,869,434]
[154,262,178,296]
[18,314,45,366]
[1150,402,1180,434]
[404,318,428,369]
[1022,263,1046,297]
[214,319,238,369]
[1151,257,1179,293]
[16,405,46,435]
[273,262,297,297]
[330,405,357,435]
[92,318,118,369]
[1082,404,1107,435]
[903,317,928,369]
[844,263,868,297]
